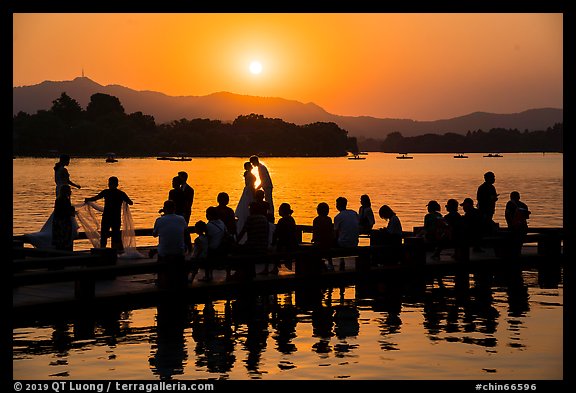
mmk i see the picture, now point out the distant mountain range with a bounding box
[13,77,563,139]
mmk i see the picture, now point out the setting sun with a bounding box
[249,61,263,74]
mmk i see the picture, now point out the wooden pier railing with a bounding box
[13,225,564,301]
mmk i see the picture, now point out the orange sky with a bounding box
[12,13,563,121]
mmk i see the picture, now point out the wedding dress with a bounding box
[25,201,144,258]
[235,171,256,244]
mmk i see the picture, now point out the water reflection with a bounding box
[13,266,563,380]
[149,299,189,380]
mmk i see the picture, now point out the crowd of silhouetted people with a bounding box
[51,155,532,283]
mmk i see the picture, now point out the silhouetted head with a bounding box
[445,199,459,213]
[460,197,475,212]
[279,203,293,217]
[379,205,395,219]
[249,155,260,166]
[161,199,176,214]
[194,220,207,235]
[336,197,348,211]
[58,154,70,166]
[178,171,188,182]
[206,206,219,220]
[244,161,252,171]
[317,202,330,217]
[254,189,265,201]
[360,194,371,207]
[172,176,183,189]
[217,192,230,206]
[427,200,441,213]
[484,171,495,183]
[108,176,119,189]
[510,191,521,201]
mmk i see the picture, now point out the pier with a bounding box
[13,225,564,315]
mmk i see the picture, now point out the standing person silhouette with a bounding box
[477,171,498,234]
[54,154,81,197]
[235,161,257,241]
[250,155,274,221]
[51,184,76,251]
[85,176,133,251]
[178,171,194,253]
[167,176,186,217]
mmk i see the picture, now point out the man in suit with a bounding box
[178,171,194,253]
[250,155,274,221]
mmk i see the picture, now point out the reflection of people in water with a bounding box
[422,274,500,346]
[230,293,270,376]
[271,293,298,355]
[190,301,236,373]
[149,300,189,380]
[332,287,360,355]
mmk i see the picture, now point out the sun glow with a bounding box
[249,61,263,74]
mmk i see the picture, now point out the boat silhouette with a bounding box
[105,153,118,163]
[483,153,503,158]
[396,153,413,159]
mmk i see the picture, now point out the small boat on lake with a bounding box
[105,153,118,163]
[348,154,366,160]
[157,152,192,161]
[168,157,192,162]
[454,154,468,158]
[484,153,503,158]
[396,153,413,159]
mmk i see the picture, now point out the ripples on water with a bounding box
[12,153,564,380]
[13,269,563,380]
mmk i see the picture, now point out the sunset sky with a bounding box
[12,13,563,121]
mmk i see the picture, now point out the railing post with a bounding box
[295,249,323,277]
[13,240,25,260]
[355,247,372,272]
[537,232,562,257]
[74,275,95,300]
[91,247,118,280]
[90,247,118,266]
[403,237,426,265]
[157,255,187,291]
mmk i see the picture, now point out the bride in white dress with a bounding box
[235,161,257,243]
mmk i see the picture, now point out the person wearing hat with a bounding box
[423,200,447,260]
[261,202,299,275]
[460,197,484,252]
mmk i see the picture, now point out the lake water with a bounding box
[13,153,563,239]
[12,153,564,381]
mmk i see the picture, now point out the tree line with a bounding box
[374,125,563,153]
[12,92,358,157]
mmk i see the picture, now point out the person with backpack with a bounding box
[505,191,531,257]
[423,200,449,260]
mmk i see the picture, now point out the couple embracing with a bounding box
[235,155,274,240]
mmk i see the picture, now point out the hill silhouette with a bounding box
[13,77,563,139]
